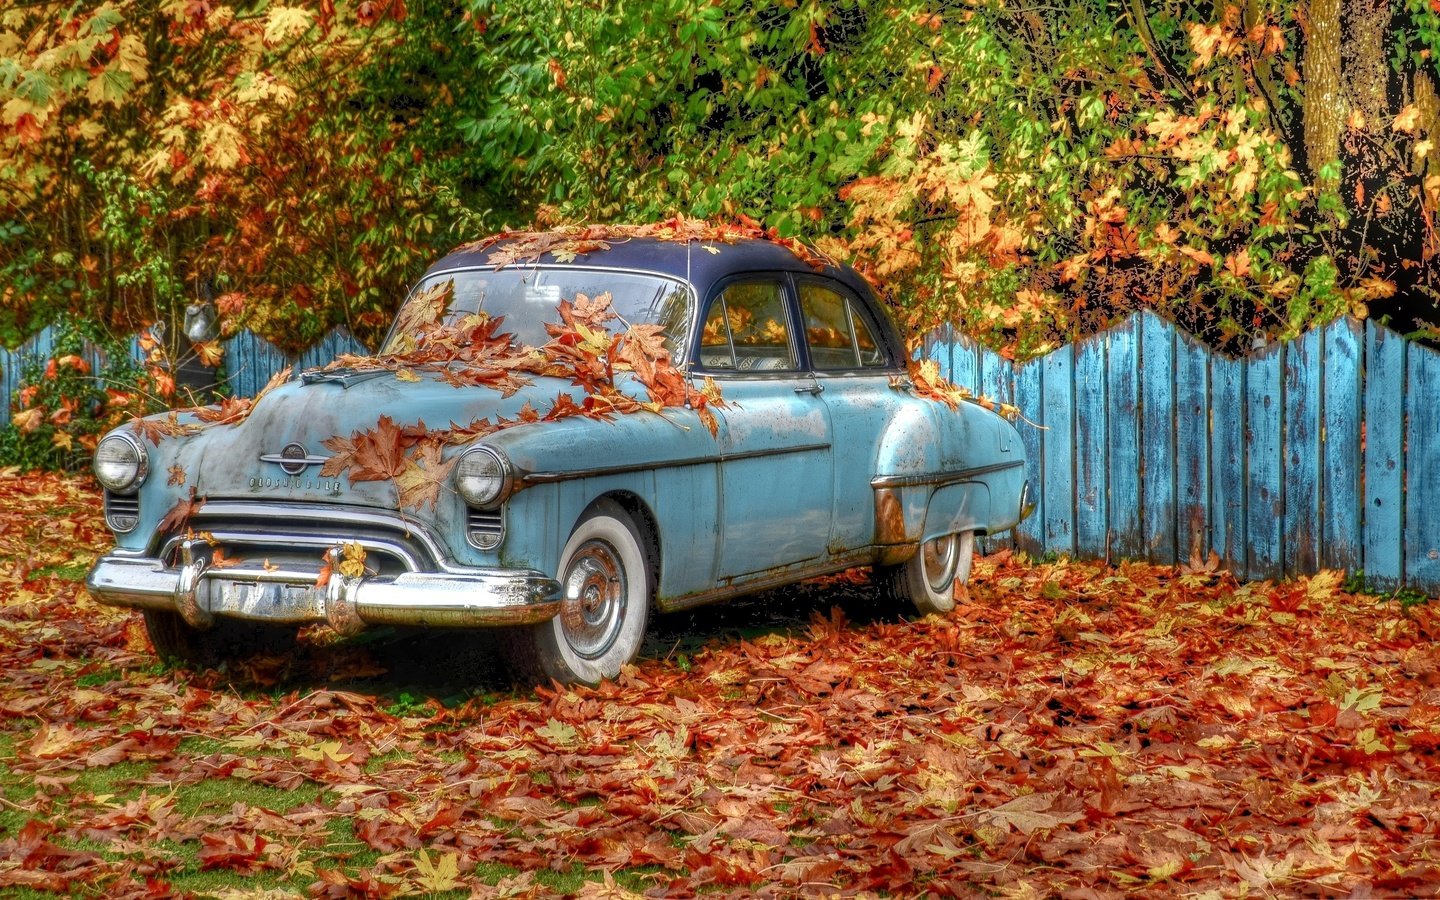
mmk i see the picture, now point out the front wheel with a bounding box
[880,530,975,616]
[142,610,296,669]
[504,500,652,686]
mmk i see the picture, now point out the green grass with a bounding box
[173,777,324,817]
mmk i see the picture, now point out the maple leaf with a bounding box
[977,793,1084,835]
[336,542,367,579]
[157,490,205,535]
[410,850,462,893]
[166,465,186,487]
[394,441,455,511]
[322,416,406,482]
[209,548,241,570]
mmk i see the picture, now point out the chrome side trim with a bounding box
[520,442,831,485]
[870,459,1024,490]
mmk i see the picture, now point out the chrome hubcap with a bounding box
[560,539,626,659]
[921,534,959,594]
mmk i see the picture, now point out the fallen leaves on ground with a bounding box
[1,472,1438,897]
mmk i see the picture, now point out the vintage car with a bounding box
[86,230,1032,684]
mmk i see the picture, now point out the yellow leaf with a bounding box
[337,542,367,578]
[412,850,462,893]
[263,6,314,45]
[295,740,352,763]
[1393,105,1421,134]
[394,367,421,382]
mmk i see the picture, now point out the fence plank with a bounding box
[1284,329,1321,576]
[1210,355,1246,571]
[1106,318,1142,559]
[1245,346,1284,581]
[1364,321,1405,590]
[1015,358,1045,555]
[1042,346,1075,555]
[978,349,1017,553]
[1406,343,1440,594]
[1140,312,1176,564]
[1321,318,1362,573]
[950,334,979,392]
[224,331,289,398]
[1074,335,1108,559]
[1174,331,1210,566]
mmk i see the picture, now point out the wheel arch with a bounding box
[580,490,661,606]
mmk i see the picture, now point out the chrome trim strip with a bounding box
[161,530,428,572]
[870,459,1025,490]
[182,500,460,570]
[258,453,331,466]
[520,442,831,485]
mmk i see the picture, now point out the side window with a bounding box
[799,281,889,370]
[698,280,796,371]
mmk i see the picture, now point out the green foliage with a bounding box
[2,0,1439,362]
[0,318,151,472]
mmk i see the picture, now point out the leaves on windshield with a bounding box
[317,292,726,510]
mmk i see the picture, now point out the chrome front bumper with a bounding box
[86,545,562,634]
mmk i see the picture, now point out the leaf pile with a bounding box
[2,473,1439,896]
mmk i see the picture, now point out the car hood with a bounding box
[165,367,583,506]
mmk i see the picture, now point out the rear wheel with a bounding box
[881,530,975,616]
[504,500,651,686]
[143,610,296,669]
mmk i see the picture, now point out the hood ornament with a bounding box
[260,443,330,475]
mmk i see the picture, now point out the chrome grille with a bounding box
[467,508,504,551]
[104,492,139,533]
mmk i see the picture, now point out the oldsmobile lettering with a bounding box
[249,476,343,492]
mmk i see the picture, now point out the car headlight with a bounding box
[94,433,148,494]
[454,446,512,509]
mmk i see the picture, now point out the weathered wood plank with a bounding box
[223,331,289,399]
[1405,343,1440,594]
[1363,321,1405,590]
[1074,334,1108,559]
[1140,312,1176,564]
[1284,328,1322,577]
[1245,345,1284,581]
[978,349,1017,552]
[1042,346,1076,555]
[950,334,979,393]
[1174,330,1210,566]
[1321,319,1362,573]
[1210,355,1246,571]
[1015,357,1045,555]
[1106,317,1142,559]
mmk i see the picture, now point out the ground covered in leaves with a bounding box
[1,473,1438,898]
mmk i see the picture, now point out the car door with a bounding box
[696,275,835,580]
[794,275,900,556]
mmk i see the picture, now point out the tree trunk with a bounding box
[1303,0,1345,182]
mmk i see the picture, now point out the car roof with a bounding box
[425,235,879,303]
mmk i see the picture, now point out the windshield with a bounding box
[384,266,692,357]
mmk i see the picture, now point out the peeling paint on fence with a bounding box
[928,311,1440,597]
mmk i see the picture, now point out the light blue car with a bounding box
[86,235,1032,684]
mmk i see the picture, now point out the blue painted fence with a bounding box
[1,313,1435,595]
[0,326,368,423]
[926,311,1440,596]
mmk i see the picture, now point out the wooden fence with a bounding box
[1,313,1435,596]
[926,312,1440,597]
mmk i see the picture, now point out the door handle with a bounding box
[794,383,824,396]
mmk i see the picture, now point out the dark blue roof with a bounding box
[426,236,878,303]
